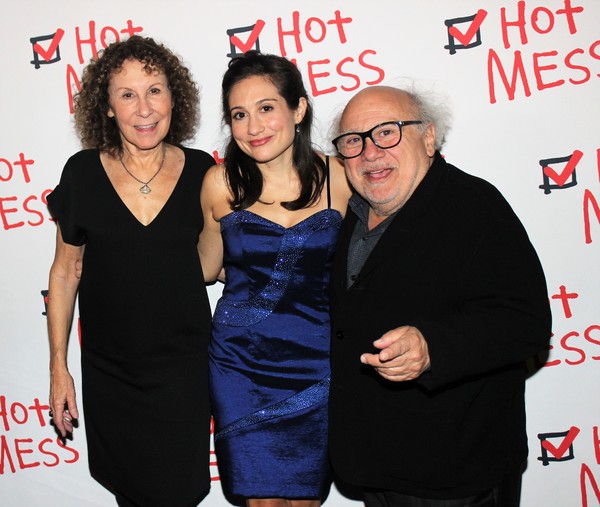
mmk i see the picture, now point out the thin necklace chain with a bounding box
[119,144,167,194]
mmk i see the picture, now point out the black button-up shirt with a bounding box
[346,193,398,289]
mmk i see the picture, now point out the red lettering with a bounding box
[583,188,600,244]
[359,49,385,85]
[10,402,28,425]
[0,435,16,474]
[0,434,79,474]
[590,40,600,76]
[581,463,600,506]
[561,331,585,366]
[565,48,591,85]
[500,1,527,49]
[212,150,224,165]
[43,187,55,221]
[0,396,9,431]
[0,158,12,182]
[29,398,50,428]
[277,11,302,56]
[594,427,600,465]
[66,64,82,114]
[307,59,336,97]
[0,154,34,183]
[23,195,44,227]
[500,1,583,49]
[38,438,60,467]
[120,20,143,39]
[57,437,80,464]
[13,153,34,183]
[531,7,554,34]
[0,191,54,229]
[14,439,39,470]
[75,20,99,64]
[585,325,600,360]
[100,26,119,48]
[327,10,352,44]
[551,285,578,319]
[41,188,52,206]
[305,17,326,44]
[556,0,584,35]
[533,51,565,90]
[488,49,531,103]
[75,20,139,64]
[277,11,352,57]
[336,57,360,92]
[543,341,561,367]
[0,197,24,230]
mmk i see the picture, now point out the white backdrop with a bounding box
[1,1,599,506]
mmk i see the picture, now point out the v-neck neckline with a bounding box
[97,148,186,227]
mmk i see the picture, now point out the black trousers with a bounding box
[363,470,523,507]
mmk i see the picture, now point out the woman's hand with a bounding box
[49,367,79,437]
[47,226,83,437]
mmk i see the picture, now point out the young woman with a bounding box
[199,51,351,507]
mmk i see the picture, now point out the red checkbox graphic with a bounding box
[448,10,488,46]
[230,20,266,53]
[543,150,583,187]
[33,29,65,62]
[541,426,580,459]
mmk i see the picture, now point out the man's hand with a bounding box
[360,325,430,381]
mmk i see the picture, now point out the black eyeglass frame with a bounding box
[332,120,424,159]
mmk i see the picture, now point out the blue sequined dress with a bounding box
[209,193,341,498]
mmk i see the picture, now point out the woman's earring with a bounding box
[295,124,300,133]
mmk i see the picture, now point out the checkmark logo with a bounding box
[33,29,65,62]
[538,426,580,465]
[30,29,65,68]
[538,150,582,194]
[448,10,488,47]
[543,150,583,187]
[444,10,488,55]
[228,20,265,54]
[541,426,580,458]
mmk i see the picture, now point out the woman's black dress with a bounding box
[48,147,214,506]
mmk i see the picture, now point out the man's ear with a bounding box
[424,123,436,156]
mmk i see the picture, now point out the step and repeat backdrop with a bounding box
[1,1,599,505]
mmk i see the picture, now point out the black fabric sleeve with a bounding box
[47,156,87,246]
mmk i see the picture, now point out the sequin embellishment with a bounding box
[214,375,330,442]
[213,210,341,327]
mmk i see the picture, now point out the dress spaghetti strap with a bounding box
[326,156,332,209]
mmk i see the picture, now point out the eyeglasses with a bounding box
[332,120,423,159]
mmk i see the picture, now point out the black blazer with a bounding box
[329,153,552,498]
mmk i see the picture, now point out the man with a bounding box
[329,86,552,507]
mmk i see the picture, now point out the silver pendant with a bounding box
[140,184,151,194]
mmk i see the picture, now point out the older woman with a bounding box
[47,35,214,507]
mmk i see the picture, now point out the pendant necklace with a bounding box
[119,144,166,195]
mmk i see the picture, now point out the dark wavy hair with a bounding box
[73,35,199,155]
[221,51,325,211]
